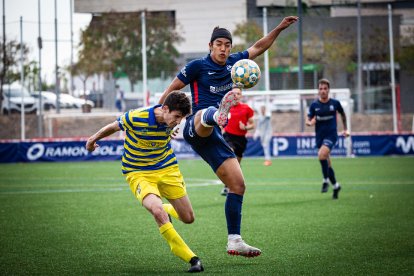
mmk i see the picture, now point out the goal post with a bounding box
[242,89,353,157]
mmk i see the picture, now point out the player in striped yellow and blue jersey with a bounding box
[86,91,204,273]
[118,106,178,174]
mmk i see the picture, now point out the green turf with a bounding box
[1,157,413,275]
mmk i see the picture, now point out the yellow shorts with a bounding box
[125,165,187,203]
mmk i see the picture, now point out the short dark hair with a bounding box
[163,91,192,116]
[318,78,330,88]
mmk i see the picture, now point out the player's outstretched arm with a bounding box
[86,121,121,152]
[247,16,298,60]
[159,77,186,104]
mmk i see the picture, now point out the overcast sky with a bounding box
[1,0,92,84]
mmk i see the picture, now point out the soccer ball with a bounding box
[231,59,261,89]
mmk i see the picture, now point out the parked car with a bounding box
[31,91,59,110]
[1,85,38,114]
[59,93,95,109]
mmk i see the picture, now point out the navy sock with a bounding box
[225,193,243,235]
[319,159,329,180]
[202,107,218,126]
[328,167,337,184]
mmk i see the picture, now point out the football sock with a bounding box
[328,167,337,185]
[228,234,242,241]
[162,203,179,220]
[319,159,329,180]
[200,106,218,127]
[159,222,195,263]
[225,193,243,235]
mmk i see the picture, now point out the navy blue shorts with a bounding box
[316,134,338,150]
[183,115,236,172]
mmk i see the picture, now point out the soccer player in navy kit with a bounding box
[159,16,298,257]
[306,79,350,200]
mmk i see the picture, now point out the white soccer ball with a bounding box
[231,59,261,89]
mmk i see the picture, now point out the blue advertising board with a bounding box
[0,134,413,163]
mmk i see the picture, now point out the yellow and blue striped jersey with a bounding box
[117,105,177,174]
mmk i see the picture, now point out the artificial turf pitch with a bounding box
[0,157,413,275]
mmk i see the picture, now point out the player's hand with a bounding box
[279,16,299,30]
[239,121,246,130]
[85,139,99,152]
[343,130,350,137]
[306,117,316,126]
[170,126,180,139]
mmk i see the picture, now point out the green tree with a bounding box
[0,39,29,103]
[322,29,355,83]
[71,54,96,102]
[232,20,301,69]
[77,11,183,92]
[398,26,414,74]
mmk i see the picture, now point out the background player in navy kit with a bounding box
[159,16,298,257]
[306,79,350,199]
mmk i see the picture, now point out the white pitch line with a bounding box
[0,179,222,195]
[1,179,412,195]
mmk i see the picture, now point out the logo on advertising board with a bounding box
[396,136,414,154]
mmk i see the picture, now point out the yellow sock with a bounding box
[159,222,196,263]
[162,203,179,220]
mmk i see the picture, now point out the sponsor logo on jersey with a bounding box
[209,82,233,94]
[181,66,187,77]
[316,115,334,121]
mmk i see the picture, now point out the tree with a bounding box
[0,39,29,103]
[322,29,355,83]
[397,26,414,75]
[232,20,265,69]
[232,20,301,69]
[77,11,183,91]
[71,54,96,103]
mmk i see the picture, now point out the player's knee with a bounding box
[229,181,245,195]
[318,150,329,160]
[181,213,195,224]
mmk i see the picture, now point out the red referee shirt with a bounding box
[224,103,254,136]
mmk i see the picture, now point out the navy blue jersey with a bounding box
[177,51,249,114]
[307,98,345,138]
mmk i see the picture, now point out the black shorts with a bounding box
[223,132,247,158]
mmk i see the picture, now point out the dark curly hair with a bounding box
[163,91,192,116]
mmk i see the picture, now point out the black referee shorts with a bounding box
[223,132,247,158]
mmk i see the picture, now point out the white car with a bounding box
[59,93,95,109]
[31,91,61,110]
[1,85,38,114]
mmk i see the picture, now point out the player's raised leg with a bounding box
[199,88,241,130]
